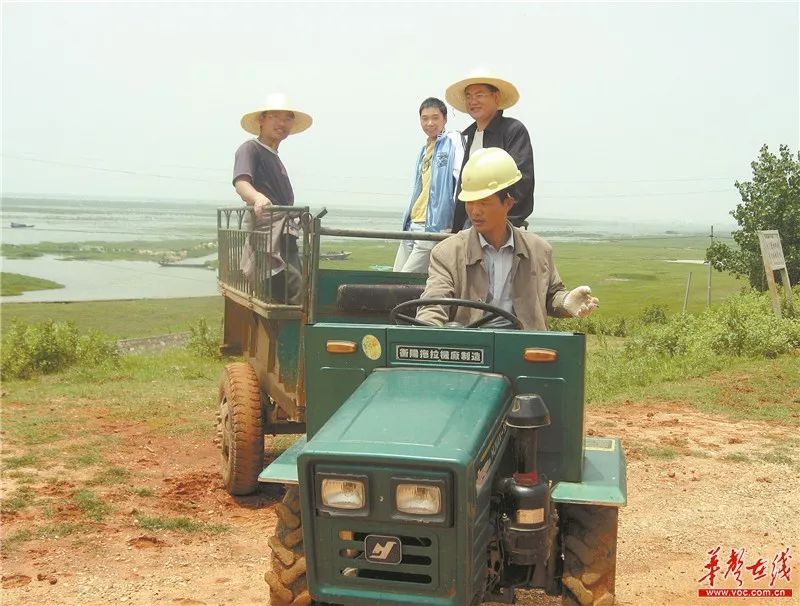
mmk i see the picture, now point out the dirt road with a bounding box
[2,403,798,605]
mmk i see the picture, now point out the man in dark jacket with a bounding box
[446,70,534,231]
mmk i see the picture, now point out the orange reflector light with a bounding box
[326,340,358,354]
[523,348,558,362]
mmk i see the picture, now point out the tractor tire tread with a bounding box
[218,362,264,496]
[561,505,618,606]
[267,487,311,606]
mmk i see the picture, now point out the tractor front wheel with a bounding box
[561,504,618,606]
[265,486,312,606]
[217,362,263,495]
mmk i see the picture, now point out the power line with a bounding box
[536,189,732,199]
[546,176,733,184]
[2,152,737,199]
[589,234,735,241]
[161,163,736,185]
[1,154,222,184]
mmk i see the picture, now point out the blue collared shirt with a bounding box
[478,227,515,326]
[401,130,464,233]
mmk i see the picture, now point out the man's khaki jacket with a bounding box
[416,225,570,330]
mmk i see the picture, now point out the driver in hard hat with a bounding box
[416,147,599,330]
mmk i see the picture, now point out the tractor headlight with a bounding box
[396,483,442,515]
[321,478,366,510]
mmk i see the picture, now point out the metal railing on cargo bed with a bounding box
[218,206,453,321]
[217,206,311,318]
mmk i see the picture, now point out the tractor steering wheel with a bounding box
[389,297,524,330]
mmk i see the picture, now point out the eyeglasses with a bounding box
[261,111,296,123]
[464,92,494,102]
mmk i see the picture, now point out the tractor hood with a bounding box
[303,367,512,464]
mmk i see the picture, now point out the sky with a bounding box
[2,1,798,226]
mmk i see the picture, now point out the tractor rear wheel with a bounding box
[561,504,618,606]
[265,486,312,606]
[217,362,264,495]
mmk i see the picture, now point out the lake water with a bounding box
[1,196,710,303]
[1,255,219,302]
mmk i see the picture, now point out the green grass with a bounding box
[1,350,219,451]
[3,471,38,482]
[318,235,745,318]
[1,236,742,340]
[88,466,132,486]
[62,437,118,466]
[1,272,64,296]
[72,488,112,521]
[762,453,794,465]
[64,451,105,470]
[722,452,751,463]
[1,296,223,339]
[759,448,797,466]
[272,434,303,451]
[36,521,86,539]
[589,355,800,426]
[649,356,800,424]
[2,529,34,550]
[640,446,679,460]
[3,453,41,469]
[135,514,228,534]
[2,486,37,512]
[1,238,217,262]
[0,522,87,552]
[130,487,156,497]
[553,236,745,317]
[3,414,69,446]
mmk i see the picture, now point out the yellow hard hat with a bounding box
[458,147,522,202]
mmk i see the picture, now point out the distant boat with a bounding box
[320,250,351,261]
[159,260,214,269]
[10,222,35,228]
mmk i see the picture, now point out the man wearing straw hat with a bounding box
[233,93,312,304]
[446,69,534,232]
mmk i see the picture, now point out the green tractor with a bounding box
[215,207,626,606]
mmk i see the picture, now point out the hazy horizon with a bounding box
[2,2,797,226]
[0,191,735,233]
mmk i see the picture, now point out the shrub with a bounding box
[550,315,629,337]
[625,290,798,359]
[1,320,118,379]
[186,318,221,359]
[782,285,800,321]
[77,330,120,366]
[639,304,668,325]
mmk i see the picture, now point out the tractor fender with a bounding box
[551,436,627,507]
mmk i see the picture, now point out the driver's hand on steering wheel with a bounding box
[563,285,600,318]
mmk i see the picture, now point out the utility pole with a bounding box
[683,272,693,313]
[707,225,713,307]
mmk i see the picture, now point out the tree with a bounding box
[706,144,799,291]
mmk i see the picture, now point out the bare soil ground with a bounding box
[2,398,798,605]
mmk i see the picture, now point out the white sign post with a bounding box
[757,230,793,318]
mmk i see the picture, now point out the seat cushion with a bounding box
[336,284,425,313]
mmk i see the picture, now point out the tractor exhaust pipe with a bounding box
[499,394,553,568]
[508,393,550,483]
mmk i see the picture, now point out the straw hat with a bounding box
[445,69,520,113]
[240,93,313,136]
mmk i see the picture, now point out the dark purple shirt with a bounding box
[232,139,294,206]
